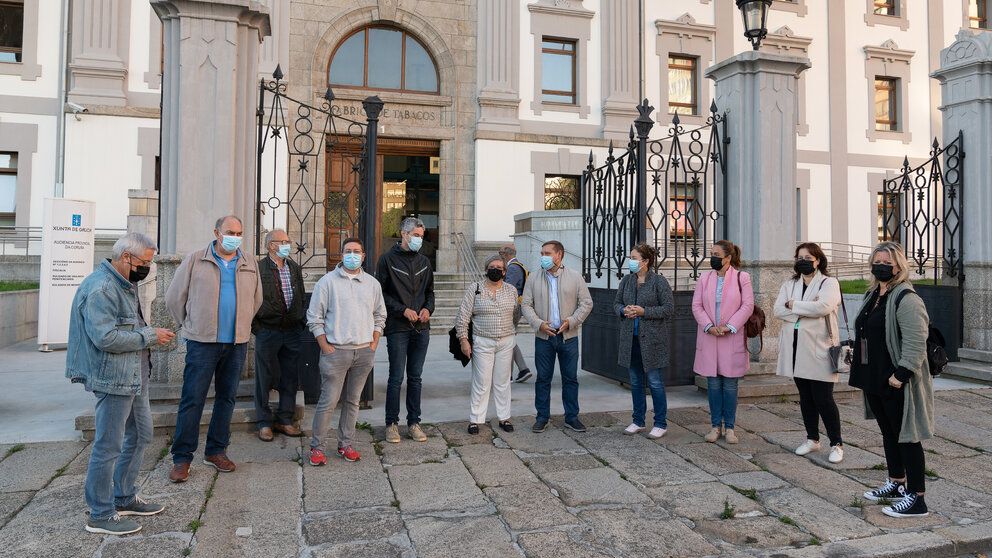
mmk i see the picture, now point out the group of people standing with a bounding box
[65,215,936,535]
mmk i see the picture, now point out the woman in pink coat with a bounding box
[691,240,754,444]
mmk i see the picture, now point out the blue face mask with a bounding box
[276,244,291,258]
[628,259,642,273]
[221,235,242,252]
[540,255,554,270]
[408,235,423,252]
[342,253,363,271]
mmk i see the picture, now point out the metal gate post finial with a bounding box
[272,64,283,81]
[323,86,335,102]
[634,99,655,139]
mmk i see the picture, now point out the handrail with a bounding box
[450,232,483,289]
[0,226,126,256]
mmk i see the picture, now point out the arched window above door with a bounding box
[328,26,439,94]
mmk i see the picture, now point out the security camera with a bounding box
[66,102,88,120]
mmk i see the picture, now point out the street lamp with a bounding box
[736,0,772,50]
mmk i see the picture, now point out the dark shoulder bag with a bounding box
[894,289,948,377]
[736,271,766,355]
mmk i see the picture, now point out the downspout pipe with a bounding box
[54,0,71,198]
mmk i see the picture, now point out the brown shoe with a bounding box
[273,423,302,437]
[258,426,274,442]
[169,462,190,483]
[203,453,236,473]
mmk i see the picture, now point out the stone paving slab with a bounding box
[935,389,992,410]
[388,459,489,515]
[405,515,518,558]
[564,427,715,487]
[549,411,620,429]
[229,430,304,464]
[695,515,808,548]
[735,405,805,432]
[666,442,762,476]
[0,441,87,492]
[926,452,992,495]
[0,490,32,528]
[718,471,790,491]
[63,437,164,476]
[666,406,714,426]
[193,461,301,557]
[309,540,411,558]
[935,519,992,555]
[754,452,871,509]
[380,425,449,466]
[859,502,954,530]
[643,481,765,521]
[540,466,651,506]
[101,533,192,558]
[516,531,610,558]
[522,453,603,475]
[303,442,394,513]
[934,415,992,452]
[760,487,881,542]
[923,478,992,522]
[0,474,105,558]
[647,422,699,444]
[455,443,538,487]
[763,530,954,557]
[578,509,719,557]
[496,424,585,455]
[437,421,494,447]
[302,508,404,546]
[484,482,578,530]
[760,430,885,469]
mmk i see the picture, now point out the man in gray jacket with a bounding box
[521,240,593,433]
[307,237,386,466]
[165,216,263,483]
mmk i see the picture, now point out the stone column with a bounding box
[477,0,520,132]
[932,30,992,351]
[68,0,131,105]
[705,51,811,359]
[600,0,639,139]
[127,188,159,319]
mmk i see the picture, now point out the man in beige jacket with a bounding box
[165,216,263,483]
[521,240,593,433]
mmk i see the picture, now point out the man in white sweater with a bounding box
[306,237,386,465]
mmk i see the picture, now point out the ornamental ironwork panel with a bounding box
[256,66,383,280]
[582,100,728,290]
[881,132,964,285]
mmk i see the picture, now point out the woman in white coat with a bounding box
[774,242,845,463]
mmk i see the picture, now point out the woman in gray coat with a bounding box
[614,243,674,439]
[849,241,935,519]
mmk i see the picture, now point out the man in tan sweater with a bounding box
[521,240,593,433]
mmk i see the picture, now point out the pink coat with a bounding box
[691,267,755,378]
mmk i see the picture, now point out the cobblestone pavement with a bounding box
[1,389,992,557]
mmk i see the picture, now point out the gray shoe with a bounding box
[532,420,548,433]
[85,514,142,535]
[116,496,165,517]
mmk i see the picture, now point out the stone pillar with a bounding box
[600,0,639,139]
[127,188,159,319]
[931,30,992,351]
[151,0,271,256]
[705,51,811,359]
[477,0,520,132]
[68,0,131,105]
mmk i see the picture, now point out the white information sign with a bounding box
[37,198,96,345]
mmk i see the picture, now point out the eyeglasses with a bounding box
[342,249,363,255]
[795,256,815,261]
[128,254,150,266]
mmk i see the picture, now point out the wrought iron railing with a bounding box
[881,133,964,285]
[450,232,483,288]
[582,99,728,290]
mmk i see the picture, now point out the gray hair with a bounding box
[484,254,504,270]
[499,244,516,258]
[399,217,425,234]
[264,228,287,245]
[214,215,242,231]
[111,233,157,261]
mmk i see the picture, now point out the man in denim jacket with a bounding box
[66,233,175,535]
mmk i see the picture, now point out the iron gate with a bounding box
[256,65,383,280]
[581,100,729,385]
[881,132,964,360]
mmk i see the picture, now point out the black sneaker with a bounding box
[882,493,928,518]
[864,479,906,502]
[564,419,587,432]
[532,419,548,433]
[514,369,532,383]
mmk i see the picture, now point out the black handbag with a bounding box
[825,291,852,373]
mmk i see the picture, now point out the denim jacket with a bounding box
[66,260,157,395]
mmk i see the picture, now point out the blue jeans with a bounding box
[172,341,247,464]
[85,383,153,520]
[385,329,430,426]
[706,375,739,430]
[628,336,668,429]
[534,334,580,422]
[254,327,302,428]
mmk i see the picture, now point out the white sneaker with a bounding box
[647,427,667,439]
[623,424,644,435]
[795,439,821,456]
[828,445,844,463]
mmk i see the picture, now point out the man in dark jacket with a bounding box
[500,244,532,383]
[376,217,435,443]
[252,229,307,441]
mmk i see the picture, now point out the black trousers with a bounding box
[865,391,926,493]
[794,377,843,447]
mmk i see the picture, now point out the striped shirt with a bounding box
[274,258,294,308]
[455,281,519,340]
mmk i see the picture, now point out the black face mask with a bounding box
[871,263,895,282]
[710,256,725,271]
[129,265,151,283]
[794,260,815,276]
[486,268,504,282]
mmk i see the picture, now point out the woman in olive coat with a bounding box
[614,243,674,439]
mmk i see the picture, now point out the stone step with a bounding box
[695,373,861,404]
[958,347,992,364]
[943,360,992,384]
[75,396,305,441]
[148,379,255,404]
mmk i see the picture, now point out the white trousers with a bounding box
[469,334,515,424]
